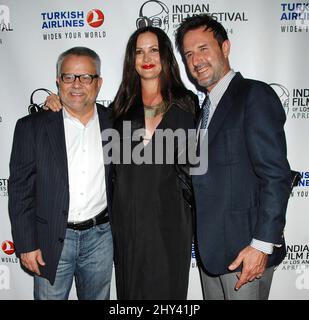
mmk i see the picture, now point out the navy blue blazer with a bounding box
[193,73,291,275]
[8,104,113,284]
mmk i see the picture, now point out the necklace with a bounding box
[144,100,167,118]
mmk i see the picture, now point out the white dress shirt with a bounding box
[63,105,107,223]
[207,69,236,127]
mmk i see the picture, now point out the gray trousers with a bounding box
[199,266,275,300]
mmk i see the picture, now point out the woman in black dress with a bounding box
[111,26,199,299]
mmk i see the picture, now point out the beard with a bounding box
[194,60,226,89]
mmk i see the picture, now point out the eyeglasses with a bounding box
[60,73,99,84]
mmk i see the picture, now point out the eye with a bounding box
[80,75,92,81]
[63,74,75,81]
[61,73,76,83]
[135,49,143,55]
[185,52,192,60]
[151,47,159,53]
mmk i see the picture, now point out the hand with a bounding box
[228,245,268,290]
[43,93,62,112]
[20,249,46,275]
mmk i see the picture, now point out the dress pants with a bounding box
[199,265,275,300]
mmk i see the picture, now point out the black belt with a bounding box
[67,208,109,231]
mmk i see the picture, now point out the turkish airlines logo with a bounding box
[87,9,104,28]
[1,241,15,255]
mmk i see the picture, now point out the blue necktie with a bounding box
[200,95,211,129]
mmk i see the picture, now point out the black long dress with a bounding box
[110,94,198,300]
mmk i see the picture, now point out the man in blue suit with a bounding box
[176,15,291,299]
[8,47,113,299]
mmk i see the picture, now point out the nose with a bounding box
[143,52,151,63]
[72,77,82,88]
[192,51,203,67]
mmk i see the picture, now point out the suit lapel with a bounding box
[45,111,68,183]
[208,73,242,144]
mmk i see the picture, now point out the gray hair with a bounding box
[56,46,101,76]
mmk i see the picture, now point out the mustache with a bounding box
[194,63,210,72]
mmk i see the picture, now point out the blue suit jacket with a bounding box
[8,104,112,284]
[193,73,291,275]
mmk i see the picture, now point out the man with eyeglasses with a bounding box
[8,47,113,300]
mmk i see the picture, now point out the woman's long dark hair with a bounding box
[112,26,194,120]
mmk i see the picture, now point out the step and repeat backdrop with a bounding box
[0,0,308,300]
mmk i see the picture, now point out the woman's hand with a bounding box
[43,93,62,112]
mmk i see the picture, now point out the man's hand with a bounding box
[20,249,46,275]
[228,245,268,290]
[43,93,62,112]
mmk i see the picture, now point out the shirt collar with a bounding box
[208,69,236,107]
[62,104,98,128]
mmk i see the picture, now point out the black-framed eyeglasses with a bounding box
[60,73,99,84]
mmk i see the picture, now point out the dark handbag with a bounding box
[290,170,301,190]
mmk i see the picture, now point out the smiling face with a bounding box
[183,26,230,92]
[57,54,102,116]
[135,31,162,82]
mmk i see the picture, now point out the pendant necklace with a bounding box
[144,100,167,118]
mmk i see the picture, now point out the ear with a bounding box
[222,39,230,58]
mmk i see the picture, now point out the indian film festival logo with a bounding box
[27,88,52,114]
[136,0,169,32]
[270,83,309,120]
[296,265,309,290]
[0,4,13,32]
[0,4,13,44]
[41,8,106,41]
[0,178,8,197]
[135,1,248,37]
[281,243,309,291]
[284,243,309,290]
[270,83,290,116]
[96,98,112,108]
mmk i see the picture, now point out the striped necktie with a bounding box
[200,94,211,129]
